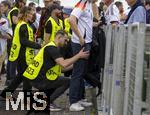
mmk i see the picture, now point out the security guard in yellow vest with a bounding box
[7,0,26,33]
[8,20,40,65]
[1,7,41,98]
[23,30,89,111]
[42,3,63,47]
[7,7,19,31]
[6,0,26,85]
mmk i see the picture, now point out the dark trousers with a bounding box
[69,42,91,104]
[1,60,32,97]
[6,61,17,81]
[31,76,70,103]
[6,40,16,81]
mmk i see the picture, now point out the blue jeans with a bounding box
[69,42,91,104]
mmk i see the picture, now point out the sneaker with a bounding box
[78,99,93,107]
[49,103,62,111]
[69,102,84,111]
[81,98,87,102]
[85,85,93,89]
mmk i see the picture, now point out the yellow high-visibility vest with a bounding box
[9,21,34,65]
[64,18,72,38]
[23,42,61,80]
[43,17,63,45]
[7,7,19,27]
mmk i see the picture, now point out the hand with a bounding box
[96,21,102,26]
[78,48,89,59]
[79,37,85,46]
[120,14,127,21]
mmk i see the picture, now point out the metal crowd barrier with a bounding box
[101,24,150,115]
[142,25,150,115]
[102,25,114,115]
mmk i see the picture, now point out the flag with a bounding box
[75,0,87,10]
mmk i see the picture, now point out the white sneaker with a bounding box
[78,99,93,107]
[81,99,87,102]
[69,102,85,111]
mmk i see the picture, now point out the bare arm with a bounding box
[0,30,12,40]
[55,54,80,68]
[1,33,12,39]
[92,3,100,21]
[69,15,85,46]
[62,64,73,72]
[55,48,89,68]
[69,15,82,39]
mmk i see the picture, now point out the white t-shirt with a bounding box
[34,13,41,29]
[71,0,93,44]
[0,18,12,56]
[105,2,120,24]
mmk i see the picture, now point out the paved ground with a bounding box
[0,74,103,115]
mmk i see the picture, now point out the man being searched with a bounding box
[42,3,63,46]
[69,0,93,111]
[23,30,89,111]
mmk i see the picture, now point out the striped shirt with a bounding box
[105,2,120,24]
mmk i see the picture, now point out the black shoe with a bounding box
[49,103,62,111]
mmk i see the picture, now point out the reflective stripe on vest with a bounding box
[43,17,63,44]
[9,21,34,65]
[7,7,19,27]
[64,18,72,38]
[23,42,61,80]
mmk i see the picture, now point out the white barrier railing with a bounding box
[101,24,150,115]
